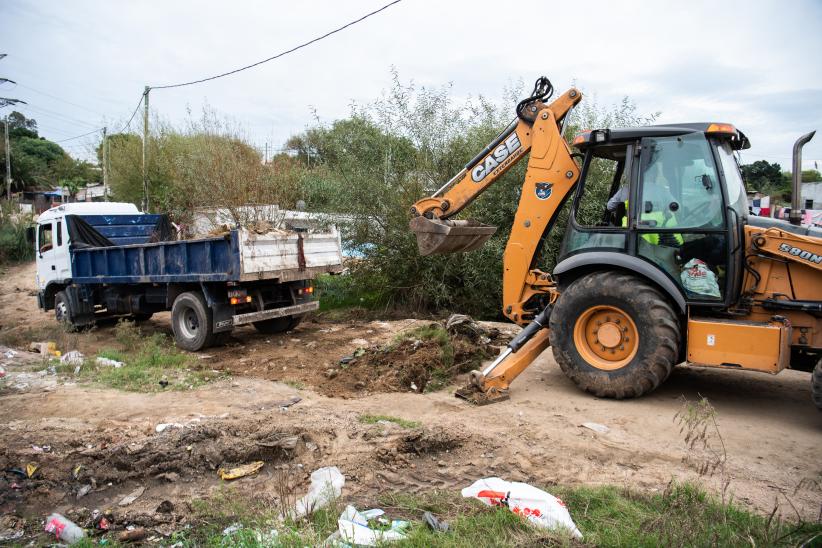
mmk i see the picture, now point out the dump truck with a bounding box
[33,202,343,350]
[410,76,822,408]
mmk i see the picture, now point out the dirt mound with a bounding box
[317,317,509,397]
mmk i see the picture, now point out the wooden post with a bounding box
[142,86,150,212]
[4,116,10,202]
[102,126,108,201]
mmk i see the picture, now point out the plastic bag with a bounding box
[337,505,408,545]
[294,466,345,518]
[462,477,582,539]
[680,258,720,298]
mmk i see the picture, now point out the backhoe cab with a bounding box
[410,77,822,407]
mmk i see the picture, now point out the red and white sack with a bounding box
[680,258,720,298]
[461,477,582,539]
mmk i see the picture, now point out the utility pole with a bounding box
[102,126,109,201]
[141,86,150,212]
[3,116,10,202]
[264,141,268,164]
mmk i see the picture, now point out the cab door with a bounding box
[633,133,729,303]
[51,218,71,281]
[36,220,55,292]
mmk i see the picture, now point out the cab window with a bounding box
[636,133,728,302]
[639,133,723,229]
[38,222,53,253]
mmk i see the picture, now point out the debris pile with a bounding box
[323,315,509,395]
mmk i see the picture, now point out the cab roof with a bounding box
[572,122,751,150]
[37,202,141,222]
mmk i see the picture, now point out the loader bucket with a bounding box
[409,216,497,256]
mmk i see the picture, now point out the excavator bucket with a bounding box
[409,217,497,256]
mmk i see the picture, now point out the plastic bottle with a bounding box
[44,513,85,544]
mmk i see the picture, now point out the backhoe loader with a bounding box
[409,77,822,407]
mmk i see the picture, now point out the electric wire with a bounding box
[150,0,402,90]
[55,128,103,143]
[118,93,145,133]
[16,83,107,117]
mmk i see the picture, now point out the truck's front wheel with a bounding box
[171,292,214,351]
[55,291,72,327]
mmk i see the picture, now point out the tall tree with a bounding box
[740,160,783,191]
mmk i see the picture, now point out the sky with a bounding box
[2,0,821,171]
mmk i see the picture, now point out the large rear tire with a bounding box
[813,359,822,410]
[252,314,302,334]
[549,271,681,399]
[171,292,214,351]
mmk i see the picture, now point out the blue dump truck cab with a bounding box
[35,202,344,351]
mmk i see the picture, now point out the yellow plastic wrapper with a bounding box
[218,461,264,480]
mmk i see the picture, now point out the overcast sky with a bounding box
[3,0,821,171]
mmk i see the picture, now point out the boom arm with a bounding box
[410,87,583,324]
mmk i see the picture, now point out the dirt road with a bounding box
[1,261,820,537]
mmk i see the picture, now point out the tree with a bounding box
[0,112,99,192]
[740,160,783,191]
[286,73,658,317]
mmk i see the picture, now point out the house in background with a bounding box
[800,181,822,210]
[18,183,109,215]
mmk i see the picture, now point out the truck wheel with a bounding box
[813,359,822,410]
[54,291,73,328]
[549,271,680,399]
[252,314,302,334]
[171,292,214,351]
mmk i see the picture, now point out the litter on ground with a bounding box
[218,461,264,480]
[462,477,583,539]
[336,505,409,545]
[294,466,345,518]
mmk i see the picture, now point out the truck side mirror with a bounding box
[26,226,36,245]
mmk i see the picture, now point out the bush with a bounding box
[289,73,657,319]
[0,203,34,264]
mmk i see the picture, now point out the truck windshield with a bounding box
[715,141,748,221]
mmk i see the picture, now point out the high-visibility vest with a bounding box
[623,200,684,245]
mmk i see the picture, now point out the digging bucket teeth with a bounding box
[409,216,497,256]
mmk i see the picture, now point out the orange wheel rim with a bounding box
[573,305,638,370]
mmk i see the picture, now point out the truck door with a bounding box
[36,220,55,293]
[51,218,71,281]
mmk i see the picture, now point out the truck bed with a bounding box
[70,226,343,285]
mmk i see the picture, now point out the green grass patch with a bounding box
[315,273,383,311]
[149,481,821,547]
[284,379,305,390]
[359,414,421,429]
[66,320,223,392]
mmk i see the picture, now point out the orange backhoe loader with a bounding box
[409,77,822,407]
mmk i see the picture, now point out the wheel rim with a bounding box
[178,306,200,340]
[56,300,68,322]
[573,305,638,370]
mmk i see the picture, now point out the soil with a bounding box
[1,261,820,542]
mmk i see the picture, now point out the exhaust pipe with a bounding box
[790,130,816,226]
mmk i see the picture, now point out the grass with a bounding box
[76,481,818,547]
[359,413,421,429]
[58,320,222,392]
[315,273,383,311]
[284,379,305,390]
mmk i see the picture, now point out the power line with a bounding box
[118,93,145,133]
[55,128,103,143]
[150,0,402,90]
[21,103,100,128]
[16,83,107,117]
